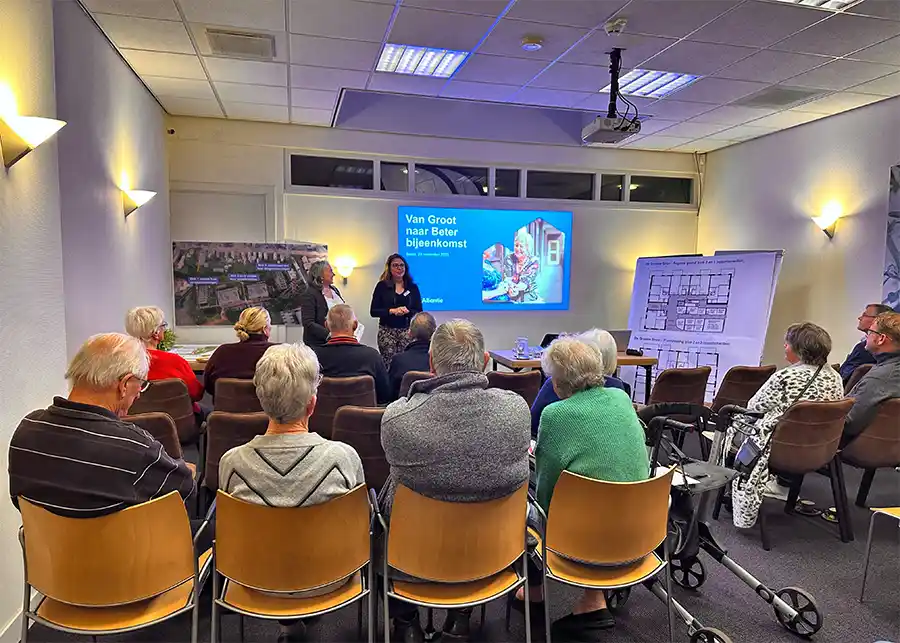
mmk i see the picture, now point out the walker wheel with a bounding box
[671,556,706,590]
[690,627,733,643]
[774,586,823,636]
[604,587,631,612]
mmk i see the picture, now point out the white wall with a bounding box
[54,0,171,354]
[698,97,900,365]
[0,0,68,639]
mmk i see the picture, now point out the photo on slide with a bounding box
[481,219,566,304]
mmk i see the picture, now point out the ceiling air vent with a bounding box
[732,86,825,109]
[206,28,276,60]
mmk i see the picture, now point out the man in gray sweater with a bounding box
[379,319,531,643]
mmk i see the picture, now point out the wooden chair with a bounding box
[214,378,263,413]
[203,411,269,498]
[522,469,676,643]
[844,363,874,395]
[380,484,531,643]
[212,486,374,643]
[332,407,389,491]
[487,370,542,407]
[649,367,712,455]
[840,398,900,507]
[710,365,776,412]
[19,492,212,643]
[310,376,376,439]
[859,507,900,602]
[129,378,201,444]
[399,370,431,398]
[125,412,183,459]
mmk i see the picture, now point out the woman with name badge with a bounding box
[370,253,422,369]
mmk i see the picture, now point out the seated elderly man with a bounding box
[388,311,436,399]
[380,319,531,643]
[9,333,194,517]
[314,304,391,404]
[843,311,900,446]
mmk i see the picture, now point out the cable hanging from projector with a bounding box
[606,47,639,128]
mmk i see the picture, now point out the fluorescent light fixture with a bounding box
[0,115,65,169]
[376,43,469,78]
[602,69,701,99]
[769,0,861,10]
[123,189,156,217]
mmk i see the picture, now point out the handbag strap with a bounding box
[758,364,824,453]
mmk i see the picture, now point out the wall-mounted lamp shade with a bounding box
[333,258,357,285]
[0,115,65,169]
[123,189,156,217]
[812,201,842,240]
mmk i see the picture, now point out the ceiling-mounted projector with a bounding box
[581,116,642,145]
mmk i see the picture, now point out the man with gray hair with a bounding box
[388,311,437,399]
[8,333,194,518]
[379,319,530,642]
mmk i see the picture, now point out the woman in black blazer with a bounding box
[370,253,422,368]
[299,260,345,346]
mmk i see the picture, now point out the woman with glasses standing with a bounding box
[370,253,423,368]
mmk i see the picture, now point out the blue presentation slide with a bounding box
[398,206,572,311]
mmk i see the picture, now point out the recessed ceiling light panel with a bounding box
[376,43,469,78]
[601,69,701,99]
[769,0,862,10]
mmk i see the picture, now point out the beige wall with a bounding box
[0,0,68,639]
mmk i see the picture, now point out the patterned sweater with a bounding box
[745,362,844,435]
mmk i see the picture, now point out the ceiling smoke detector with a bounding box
[520,35,544,52]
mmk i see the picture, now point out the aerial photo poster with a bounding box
[173,241,328,326]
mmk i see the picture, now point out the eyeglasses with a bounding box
[158,321,169,330]
[859,313,876,319]
[133,376,151,393]
[864,328,885,338]
[390,262,405,268]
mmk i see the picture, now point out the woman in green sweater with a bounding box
[517,336,650,640]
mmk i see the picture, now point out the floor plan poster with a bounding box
[625,252,782,403]
[173,241,328,326]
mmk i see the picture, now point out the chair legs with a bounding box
[856,469,876,508]
[828,456,854,543]
[859,511,878,602]
[542,567,552,643]
[759,501,772,551]
[784,475,803,514]
[663,531,675,643]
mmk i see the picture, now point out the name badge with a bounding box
[402,290,410,297]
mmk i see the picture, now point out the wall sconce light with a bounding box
[0,114,65,169]
[333,257,357,286]
[812,200,842,239]
[122,189,156,217]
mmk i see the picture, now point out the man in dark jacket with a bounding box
[388,312,436,399]
[315,304,391,403]
[839,303,893,382]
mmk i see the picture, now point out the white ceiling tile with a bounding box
[654,120,731,138]
[608,0,741,39]
[711,123,777,140]
[189,23,289,62]
[626,135,695,150]
[529,63,608,92]
[784,59,898,91]
[846,35,900,65]
[506,0,630,29]
[564,32,677,67]
[400,0,510,15]
[849,71,900,96]
[224,102,290,123]
[479,20,589,61]
[290,35,382,71]
[714,50,833,84]
[512,86,592,108]
[215,82,289,105]
[368,73,447,96]
[688,104,776,125]
[291,88,340,109]
[120,50,207,79]
[671,138,737,152]
[845,0,900,21]
[181,0,286,31]
[81,0,179,20]
[792,91,887,114]
[94,14,194,53]
[453,54,549,85]
[667,77,770,104]
[204,58,288,86]
[746,109,826,128]
[690,1,829,48]
[388,6,495,50]
[291,65,370,91]
[645,99,716,119]
[158,96,224,117]
[144,76,215,100]
[439,80,519,102]
[290,0,393,42]
[576,92,659,113]
[291,107,334,125]
[774,13,900,57]
[642,41,757,75]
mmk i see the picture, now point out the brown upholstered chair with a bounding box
[648,366,712,453]
[214,378,263,413]
[840,398,900,507]
[710,365,777,412]
[124,412,183,459]
[844,363,874,395]
[203,411,269,495]
[399,370,432,398]
[128,378,201,444]
[332,407,389,491]
[487,370,542,407]
[310,376,376,440]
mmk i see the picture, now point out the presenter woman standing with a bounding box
[299,260,345,347]
[370,253,422,368]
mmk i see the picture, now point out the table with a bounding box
[488,349,659,403]
[170,344,220,373]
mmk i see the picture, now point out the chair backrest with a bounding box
[399,370,432,398]
[648,367,711,406]
[545,469,674,566]
[124,412,183,459]
[309,376,376,439]
[486,370,542,407]
[332,406,389,491]
[216,485,370,593]
[768,399,855,475]
[214,378,263,413]
[844,363,874,395]
[203,411,269,491]
[128,378,199,444]
[711,365,777,412]
[19,492,194,607]
[840,398,900,469]
[387,484,527,583]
